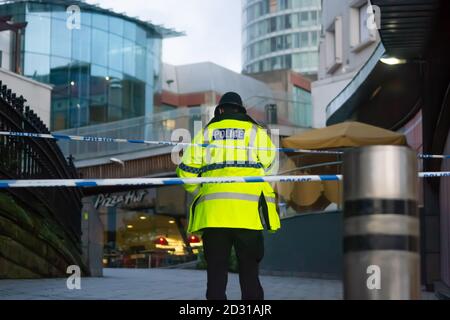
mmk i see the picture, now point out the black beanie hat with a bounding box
[215,92,246,116]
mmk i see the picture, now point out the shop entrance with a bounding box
[85,185,201,269]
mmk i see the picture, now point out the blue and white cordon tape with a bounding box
[417,154,450,159]
[0,131,449,158]
[0,175,341,188]
[418,172,450,178]
[0,172,449,188]
[0,131,342,155]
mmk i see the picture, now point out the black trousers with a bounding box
[202,228,264,300]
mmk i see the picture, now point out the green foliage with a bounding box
[0,192,34,228]
[196,246,239,273]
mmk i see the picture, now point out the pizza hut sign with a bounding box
[94,190,147,209]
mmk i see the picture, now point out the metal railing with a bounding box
[0,80,82,240]
[56,106,212,161]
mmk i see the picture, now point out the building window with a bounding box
[285,34,292,49]
[293,51,318,72]
[311,31,318,47]
[293,33,299,48]
[285,14,292,29]
[271,56,281,70]
[276,36,283,50]
[325,16,343,74]
[311,11,317,24]
[292,85,312,127]
[350,0,377,52]
[278,0,285,10]
[284,54,292,69]
[300,11,309,27]
[270,17,277,32]
[24,14,51,55]
[262,0,270,15]
[300,32,309,47]
[271,37,276,51]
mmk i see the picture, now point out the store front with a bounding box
[86,185,201,269]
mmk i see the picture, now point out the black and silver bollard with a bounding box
[343,146,420,299]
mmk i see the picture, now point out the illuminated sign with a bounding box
[94,190,148,209]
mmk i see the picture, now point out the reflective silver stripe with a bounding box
[248,124,257,162]
[345,215,420,237]
[197,192,275,206]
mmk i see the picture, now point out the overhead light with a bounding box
[168,220,175,224]
[127,224,133,229]
[70,81,75,86]
[139,216,147,220]
[380,57,407,65]
[105,76,110,81]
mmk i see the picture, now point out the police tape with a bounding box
[418,172,450,178]
[0,130,343,156]
[0,172,449,188]
[1,130,449,158]
[418,154,450,159]
[0,175,341,188]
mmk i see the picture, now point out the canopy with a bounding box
[275,121,406,216]
[282,121,407,150]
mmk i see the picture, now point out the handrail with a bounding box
[0,80,82,239]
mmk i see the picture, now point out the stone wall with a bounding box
[0,192,88,278]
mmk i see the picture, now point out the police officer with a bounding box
[176,92,281,300]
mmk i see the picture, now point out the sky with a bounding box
[86,0,243,72]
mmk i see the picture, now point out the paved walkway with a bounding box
[0,268,436,300]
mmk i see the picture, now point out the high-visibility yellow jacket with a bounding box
[176,113,281,233]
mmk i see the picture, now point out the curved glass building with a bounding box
[242,0,321,76]
[0,0,182,130]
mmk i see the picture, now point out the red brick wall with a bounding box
[161,90,221,107]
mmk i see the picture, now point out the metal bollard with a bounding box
[343,146,420,300]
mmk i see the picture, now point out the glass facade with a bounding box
[242,0,321,75]
[0,1,164,130]
[292,85,312,126]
